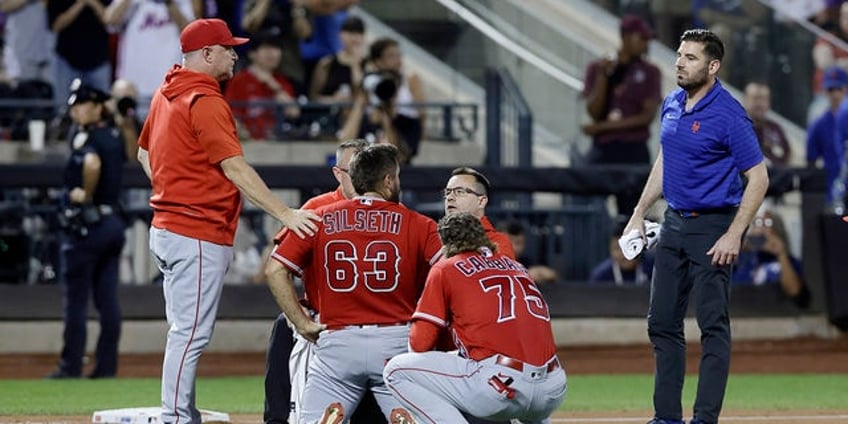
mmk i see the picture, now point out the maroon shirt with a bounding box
[582,58,661,144]
[753,118,791,167]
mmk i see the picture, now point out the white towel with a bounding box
[618,220,661,260]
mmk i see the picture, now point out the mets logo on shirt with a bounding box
[691,121,700,134]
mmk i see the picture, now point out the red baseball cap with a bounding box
[620,14,654,39]
[180,18,249,53]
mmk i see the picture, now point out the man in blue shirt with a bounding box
[824,66,848,206]
[623,29,769,424]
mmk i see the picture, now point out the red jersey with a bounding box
[272,196,443,328]
[224,69,297,140]
[481,216,515,260]
[139,66,243,245]
[414,249,557,366]
[272,187,346,312]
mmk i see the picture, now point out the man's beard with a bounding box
[387,184,401,203]
[677,66,709,91]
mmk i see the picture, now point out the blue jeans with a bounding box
[53,54,111,112]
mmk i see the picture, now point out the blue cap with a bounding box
[823,66,848,90]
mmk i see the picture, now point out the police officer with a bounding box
[47,80,127,379]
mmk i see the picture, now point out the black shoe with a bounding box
[44,369,81,379]
[87,372,116,379]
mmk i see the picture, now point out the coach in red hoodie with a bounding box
[136,19,319,424]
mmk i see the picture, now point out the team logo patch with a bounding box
[691,121,700,134]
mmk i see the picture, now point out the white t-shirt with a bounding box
[115,0,195,98]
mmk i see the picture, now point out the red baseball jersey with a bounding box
[413,248,557,366]
[272,187,346,312]
[481,216,515,260]
[272,196,442,328]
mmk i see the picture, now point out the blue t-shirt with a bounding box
[807,109,842,203]
[660,79,763,210]
[732,250,803,286]
[299,10,346,61]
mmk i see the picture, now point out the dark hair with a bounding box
[450,167,491,196]
[341,15,365,34]
[503,220,525,237]
[369,37,399,62]
[439,212,497,258]
[349,144,399,195]
[335,139,369,165]
[680,29,724,61]
[248,28,283,51]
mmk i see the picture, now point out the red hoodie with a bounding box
[139,65,244,246]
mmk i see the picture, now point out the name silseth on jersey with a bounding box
[323,209,403,235]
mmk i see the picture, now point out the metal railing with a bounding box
[485,67,533,168]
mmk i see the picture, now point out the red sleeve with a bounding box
[409,320,440,352]
[270,228,315,277]
[412,265,449,326]
[422,217,443,266]
[191,96,243,164]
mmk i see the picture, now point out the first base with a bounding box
[92,407,231,424]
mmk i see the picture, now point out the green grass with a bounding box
[1,374,846,415]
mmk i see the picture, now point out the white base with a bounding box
[91,407,230,424]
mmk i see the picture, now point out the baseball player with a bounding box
[264,140,385,424]
[444,167,515,260]
[384,212,567,424]
[265,144,443,424]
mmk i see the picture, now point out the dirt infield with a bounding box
[2,336,847,423]
[3,336,847,379]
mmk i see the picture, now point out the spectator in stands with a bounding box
[336,86,410,161]
[503,220,558,284]
[590,219,654,285]
[309,14,365,103]
[241,0,314,91]
[650,0,693,49]
[358,37,426,162]
[224,29,300,140]
[743,82,793,167]
[733,207,811,309]
[47,0,112,112]
[105,0,195,101]
[193,0,241,31]
[109,79,142,162]
[692,0,768,86]
[810,2,848,124]
[1,0,54,83]
[808,66,848,205]
[298,0,358,91]
[581,15,661,218]
[47,81,127,379]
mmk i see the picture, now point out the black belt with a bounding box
[670,207,736,218]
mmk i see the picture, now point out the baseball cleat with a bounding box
[390,408,415,424]
[318,402,345,424]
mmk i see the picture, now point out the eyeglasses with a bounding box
[443,187,483,198]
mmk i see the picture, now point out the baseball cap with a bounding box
[620,14,654,39]
[67,78,109,106]
[341,15,365,34]
[823,66,848,90]
[180,18,249,53]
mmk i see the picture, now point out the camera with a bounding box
[746,233,766,250]
[362,71,400,106]
[57,205,101,237]
[116,96,137,118]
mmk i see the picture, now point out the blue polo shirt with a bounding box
[808,109,842,203]
[660,79,763,210]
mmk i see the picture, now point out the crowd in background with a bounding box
[0,0,819,309]
[0,0,429,154]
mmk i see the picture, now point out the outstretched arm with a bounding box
[220,155,319,238]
